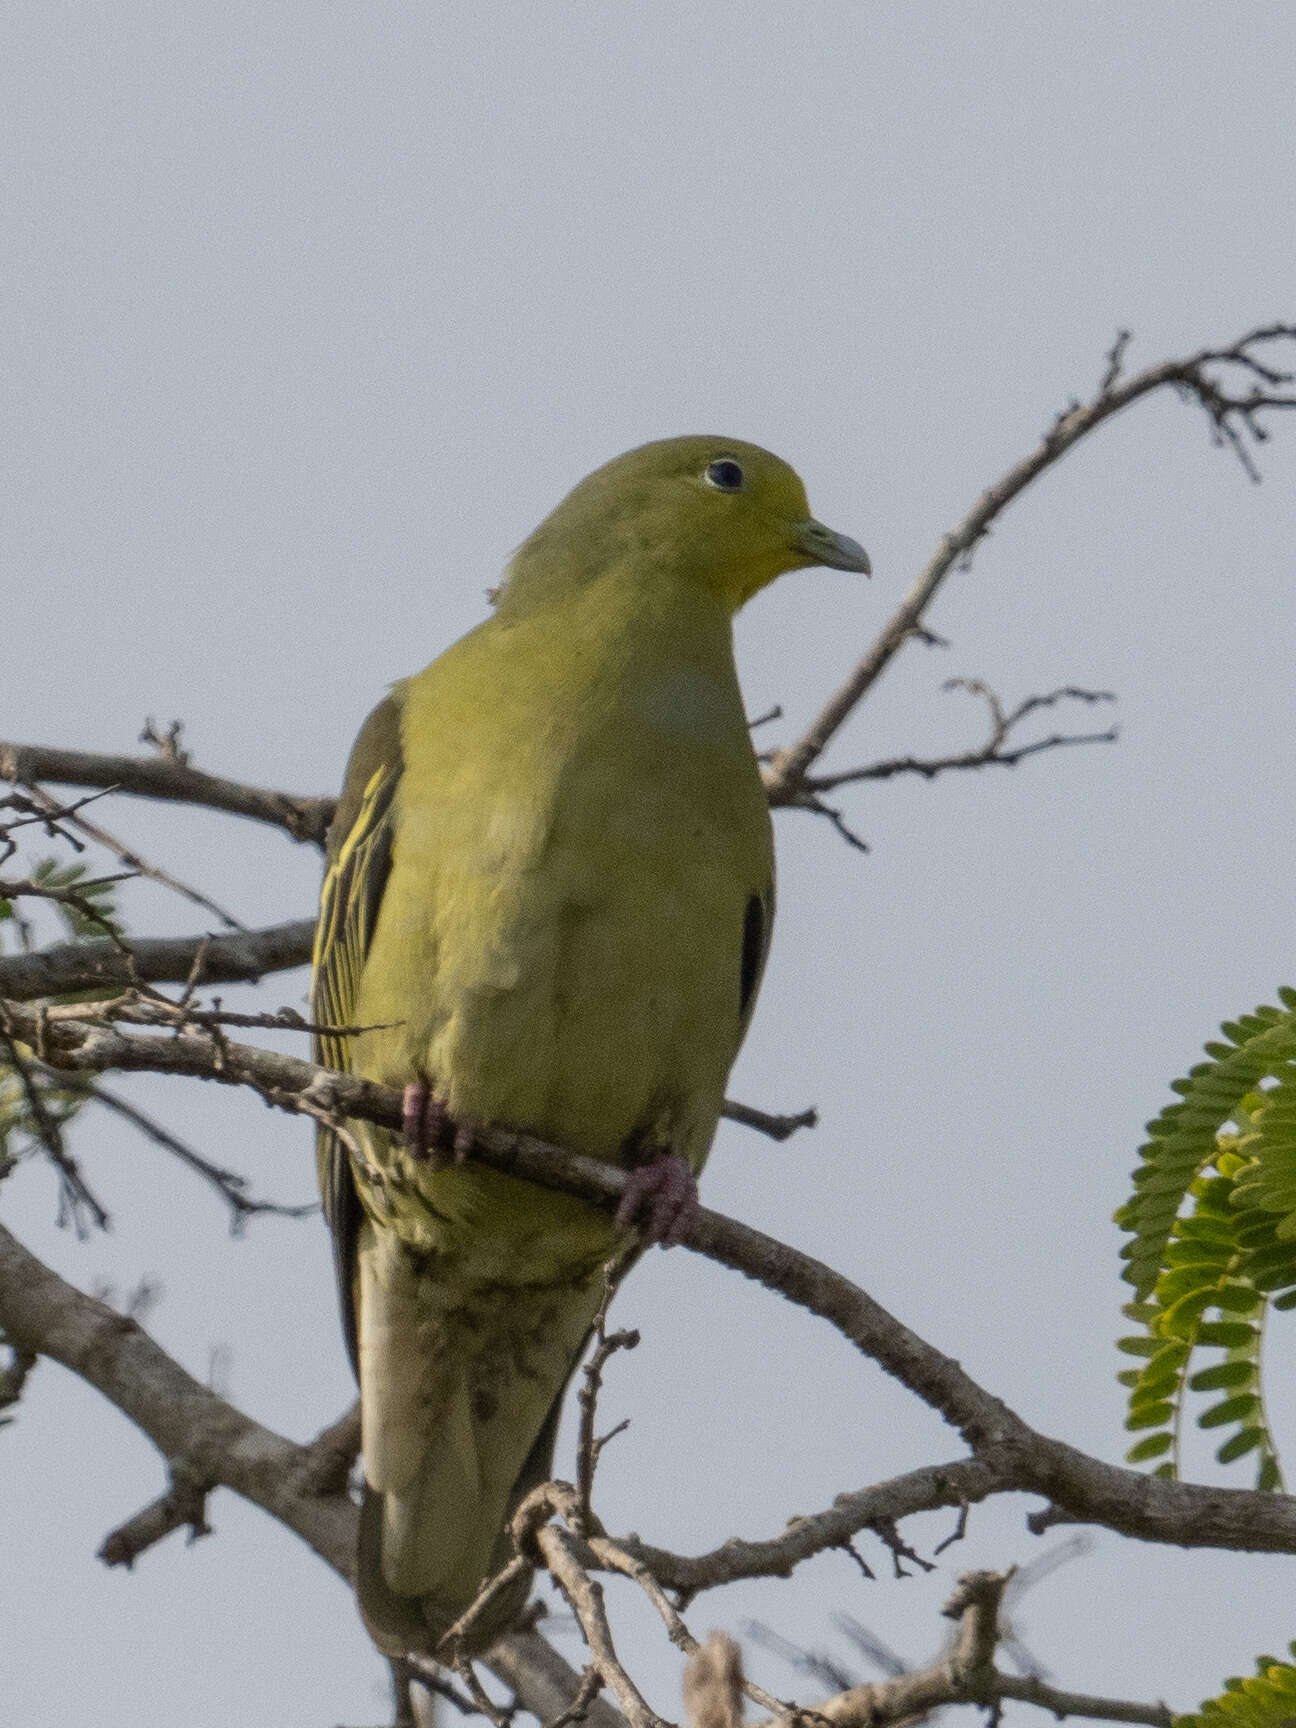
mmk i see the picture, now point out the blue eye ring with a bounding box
[703,458,746,492]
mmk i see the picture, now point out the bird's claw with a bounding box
[615,1151,698,1248]
[402,1081,477,1167]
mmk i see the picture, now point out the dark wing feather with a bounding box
[312,693,403,1378]
[738,878,775,1038]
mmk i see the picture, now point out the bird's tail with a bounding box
[357,1395,564,1656]
[354,1219,605,1656]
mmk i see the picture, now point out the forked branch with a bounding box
[764,324,1296,806]
[4,997,1296,1571]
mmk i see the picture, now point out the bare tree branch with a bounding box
[575,1279,640,1525]
[505,1495,1171,1728]
[5,997,1296,1572]
[763,324,1296,806]
[487,1631,628,1728]
[0,916,316,1001]
[0,741,335,847]
[540,1520,663,1728]
[0,1214,356,1575]
[14,331,1282,1728]
[0,963,812,1164]
[805,684,1119,795]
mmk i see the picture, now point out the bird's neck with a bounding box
[499,554,739,684]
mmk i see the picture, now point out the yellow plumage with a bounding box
[312,436,868,1654]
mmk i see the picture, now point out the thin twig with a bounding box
[589,1536,795,1722]
[744,1621,860,1697]
[719,1100,818,1141]
[868,1516,936,1580]
[72,995,390,1041]
[539,1522,667,1728]
[88,1081,317,1230]
[800,1572,1172,1728]
[542,1663,606,1728]
[764,325,1296,805]
[0,873,131,951]
[0,785,117,849]
[576,1278,640,1525]
[403,1656,490,1719]
[808,684,1118,794]
[0,1033,111,1234]
[98,1458,212,1567]
[18,782,247,932]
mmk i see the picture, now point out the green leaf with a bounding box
[1188,1361,1255,1393]
[1117,1333,1167,1357]
[1126,1432,1175,1462]
[1198,1392,1260,1429]
[1125,1401,1175,1431]
[1215,1427,1265,1463]
[1196,1321,1258,1348]
[1214,1283,1264,1314]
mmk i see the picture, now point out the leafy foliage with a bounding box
[1176,1645,1296,1728]
[1116,991,1296,1488]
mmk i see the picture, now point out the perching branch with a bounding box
[764,323,1296,807]
[5,995,1296,1572]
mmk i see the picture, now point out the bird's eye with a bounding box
[703,458,746,492]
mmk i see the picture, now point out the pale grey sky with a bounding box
[5,4,1296,1723]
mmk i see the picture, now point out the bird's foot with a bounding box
[402,1081,477,1167]
[614,1151,698,1248]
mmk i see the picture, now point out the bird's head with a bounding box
[501,436,870,616]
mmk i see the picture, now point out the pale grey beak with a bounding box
[790,517,872,574]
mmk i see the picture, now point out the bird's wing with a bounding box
[312,691,403,1377]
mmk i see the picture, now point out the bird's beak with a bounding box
[789,518,872,574]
